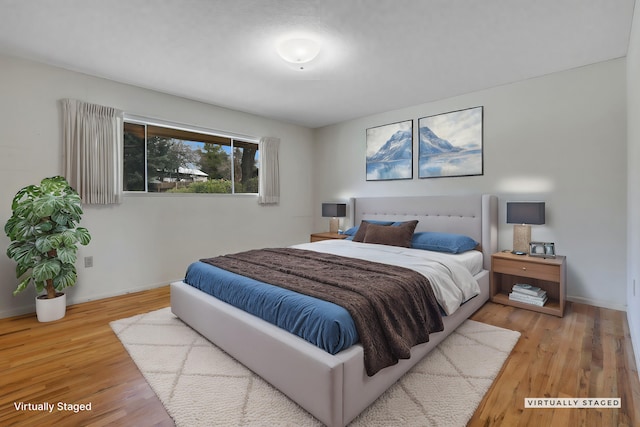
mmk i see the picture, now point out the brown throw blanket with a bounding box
[201,248,444,376]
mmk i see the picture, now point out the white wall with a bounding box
[0,54,314,318]
[313,59,628,310]
[627,5,640,378]
[0,51,632,323]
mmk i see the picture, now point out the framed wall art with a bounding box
[418,106,483,178]
[366,119,413,181]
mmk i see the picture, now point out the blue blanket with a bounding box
[184,261,359,354]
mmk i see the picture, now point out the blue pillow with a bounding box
[341,226,358,236]
[411,232,478,254]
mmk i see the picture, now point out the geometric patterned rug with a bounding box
[110,307,520,426]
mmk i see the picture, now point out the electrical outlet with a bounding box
[84,256,93,268]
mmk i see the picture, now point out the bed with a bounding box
[171,194,498,426]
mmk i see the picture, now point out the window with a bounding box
[123,120,259,194]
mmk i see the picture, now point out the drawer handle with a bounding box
[522,267,527,271]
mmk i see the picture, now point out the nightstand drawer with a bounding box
[493,257,559,282]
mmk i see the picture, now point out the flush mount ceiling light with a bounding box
[276,38,321,69]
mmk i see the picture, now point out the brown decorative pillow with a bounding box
[352,220,379,242]
[363,220,418,248]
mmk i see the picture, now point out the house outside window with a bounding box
[123,119,259,194]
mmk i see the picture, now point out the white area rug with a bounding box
[111,307,520,426]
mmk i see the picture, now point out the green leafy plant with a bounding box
[4,176,91,299]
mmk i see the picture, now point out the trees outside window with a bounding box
[123,121,258,194]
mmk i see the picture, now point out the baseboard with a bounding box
[0,281,175,320]
[628,310,640,382]
[0,304,36,319]
[566,295,627,312]
[65,281,175,306]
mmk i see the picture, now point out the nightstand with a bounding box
[490,252,566,317]
[310,232,348,242]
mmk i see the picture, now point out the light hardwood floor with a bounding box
[1,286,638,426]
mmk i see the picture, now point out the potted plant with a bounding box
[4,176,91,322]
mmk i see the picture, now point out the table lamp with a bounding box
[322,203,346,233]
[506,202,545,254]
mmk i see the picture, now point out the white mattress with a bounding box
[291,239,483,316]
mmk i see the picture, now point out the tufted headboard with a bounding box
[351,194,498,270]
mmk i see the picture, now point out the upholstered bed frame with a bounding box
[171,194,498,426]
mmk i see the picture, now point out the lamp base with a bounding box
[329,217,339,233]
[512,224,531,254]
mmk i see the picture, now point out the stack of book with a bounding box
[509,283,547,306]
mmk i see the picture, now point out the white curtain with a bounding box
[61,99,123,204]
[258,136,280,205]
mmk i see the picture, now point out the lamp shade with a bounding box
[506,202,545,225]
[322,203,346,218]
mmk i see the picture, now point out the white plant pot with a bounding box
[35,292,66,322]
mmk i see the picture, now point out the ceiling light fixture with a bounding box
[276,38,321,69]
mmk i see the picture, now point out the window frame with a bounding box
[123,114,260,195]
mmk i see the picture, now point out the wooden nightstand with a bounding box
[490,252,566,317]
[310,232,348,242]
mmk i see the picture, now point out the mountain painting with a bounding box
[418,106,483,178]
[366,120,413,180]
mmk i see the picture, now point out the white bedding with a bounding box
[446,248,484,276]
[291,239,482,316]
